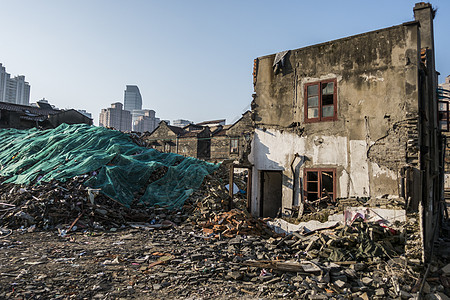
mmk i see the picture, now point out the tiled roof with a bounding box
[167,125,186,135]
[0,101,59,116]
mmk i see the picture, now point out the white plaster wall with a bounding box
[311,136,348,166]
[349,140,370,196]
[251,129,348,168]
[249,128,377,216]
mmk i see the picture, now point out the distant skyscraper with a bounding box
[124,85,142,112]
[0,63,30,105]
[133,109,160,133]
[172,119,193,128]
[99,102,132,131]
[0,64,8,102]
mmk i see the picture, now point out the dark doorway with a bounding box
[260,171,282,217]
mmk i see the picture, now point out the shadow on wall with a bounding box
[253,131,284,171]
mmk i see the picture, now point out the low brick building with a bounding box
[143,111,254,162]
[0,101,93,129]
[144,121,211,159]
[210,111,253,162]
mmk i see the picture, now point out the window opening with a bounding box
[305,79,337,122]
[230,137,239,154]
[304,168,336,203]
[438,101,449,132]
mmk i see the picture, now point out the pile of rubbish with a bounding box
[0,175,187,231]
[1,124,449,298]
[0,124,219,210]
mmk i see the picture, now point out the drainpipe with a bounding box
[176,136,179,154]
[290,153,300,207]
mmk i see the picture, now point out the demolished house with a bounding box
[143,111,253,162]
[248,2,444,261]
[144,121,211,160]
[0,101,93,129]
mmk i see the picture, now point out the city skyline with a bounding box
[0,63,30,106]
[2,1,450,126]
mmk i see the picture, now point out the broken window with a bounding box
[230,138,239,154]
[304,169,336,202]
[439,101,449,132]
[305,79,337,122]
[164,143,170,153]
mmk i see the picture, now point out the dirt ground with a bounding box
[2,222,450,300]
[1,223,304,300]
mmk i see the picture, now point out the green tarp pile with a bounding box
[0,124,219,209]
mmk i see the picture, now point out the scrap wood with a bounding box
[148,254,175,269]
[239,288,256,295]
[67,212,83,232]
[332,261,357,265]
[244,260,322,273]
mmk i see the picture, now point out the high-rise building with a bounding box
[0,63,30,105]
[99,102,132,132]
[0,64,8,102]
[124,85,142,112]
[172,119,193,128]
[133,109,160,133]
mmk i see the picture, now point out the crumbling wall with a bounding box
[177,137,198,157]
[210,112,254,162]
[368,117,420,169]
[250,22,421,216]
[210,135,231,161]
[144,122,178,153]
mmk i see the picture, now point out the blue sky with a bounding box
[1,1,449,125]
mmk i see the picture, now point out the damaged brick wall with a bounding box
[367,115,420,170]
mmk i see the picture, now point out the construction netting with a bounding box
[0,124,220,209]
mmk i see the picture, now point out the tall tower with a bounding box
[99,102,132,132]
[0,63,30,105]
[124,85,142,112]
[0,63,8,102]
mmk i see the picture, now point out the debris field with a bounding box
[0,125,449,299]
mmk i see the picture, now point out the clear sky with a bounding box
[1,0,449,126]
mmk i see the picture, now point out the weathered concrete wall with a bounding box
[250,23,421,216]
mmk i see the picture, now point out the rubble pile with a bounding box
[272,219,404,262]
[1,218,449,299]
[183,165,274,238]
[198,209,274,238]
[0,176,186,232]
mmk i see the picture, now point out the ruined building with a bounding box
[0,100,93,129]
[143,111,253,162]
[248,3,444,259]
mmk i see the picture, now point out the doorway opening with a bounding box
[260,170,282,217]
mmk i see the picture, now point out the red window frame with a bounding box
[304,168,336,202]
[304,79,337,123]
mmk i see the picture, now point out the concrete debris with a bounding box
[0,164,448,299]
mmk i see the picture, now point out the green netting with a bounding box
[0,123,220,209]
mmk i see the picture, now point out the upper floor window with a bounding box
[439,101,449,132]
[230,137,239,154]
[304,79,337,122]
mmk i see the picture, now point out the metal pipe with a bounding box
[290,153,300,207]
